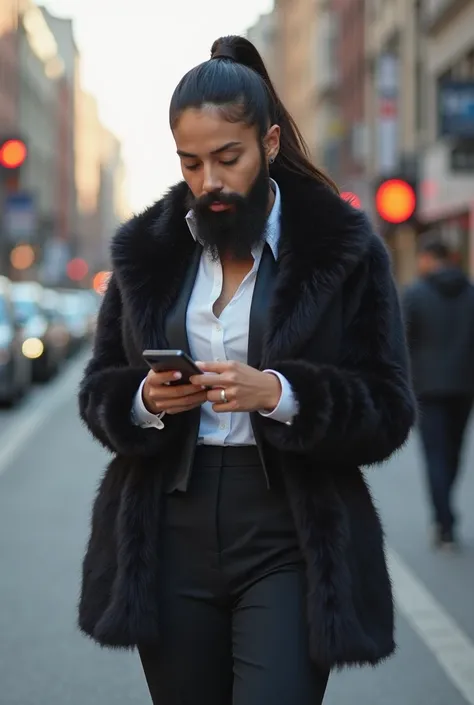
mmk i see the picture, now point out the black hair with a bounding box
[169,35,339,193]
[418,235,451,261]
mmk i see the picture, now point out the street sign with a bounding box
[3,192,37,242]
[439,81,474,137]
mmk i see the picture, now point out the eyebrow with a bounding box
[176,141,242,158]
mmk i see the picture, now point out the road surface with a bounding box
[0,351,473,705]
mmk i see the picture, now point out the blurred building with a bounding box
[274,0,320,159]
[0,0,19,133]
[96,126,129,271]
[74,84,102,273]
[1,0,128,285]
[17,0,64,272]
[362,0,424,281]
[313,0,342,180]
[332,0,369,204]
[41,7,78,248]
[246,11,279,86]
[74,83,129,279]
[251,0,474,282]
[418,0,474,274]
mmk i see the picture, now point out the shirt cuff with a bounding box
[131,378,165,430]
[258,370,298,425]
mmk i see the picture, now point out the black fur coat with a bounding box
[78,169,416,670]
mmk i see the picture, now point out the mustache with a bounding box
[190,190,245,211]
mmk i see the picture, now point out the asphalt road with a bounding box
[0,351,473,705]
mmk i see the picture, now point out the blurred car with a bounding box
[0,276,32,405]
[75,289,100,339]
[42,288,72,362]
[11,282,65,382]
[56,289,91,354]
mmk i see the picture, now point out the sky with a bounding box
[44,0,274,213]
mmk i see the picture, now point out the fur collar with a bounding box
[111,168,375,362]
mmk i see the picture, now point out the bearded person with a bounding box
[78,35,415,705]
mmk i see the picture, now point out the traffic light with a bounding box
[0,138,28,171]
[375,178,416,225]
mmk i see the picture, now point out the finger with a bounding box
[150,383,204,400]
[147,370,183,385]
[206,387,235,404]
[211,402,237,413]
[195,361,236,374]
[190,373,225,387]
[163,393,208,414]
[161,391,208,410]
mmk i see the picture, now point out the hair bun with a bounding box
[210,37,237,61]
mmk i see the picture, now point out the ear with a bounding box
[263,124,280,162]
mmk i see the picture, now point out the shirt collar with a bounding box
[185,178,281,260]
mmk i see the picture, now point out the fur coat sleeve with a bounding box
[78,275,186,457]
[260,237,416,465]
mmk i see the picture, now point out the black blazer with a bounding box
[78,168,416,670]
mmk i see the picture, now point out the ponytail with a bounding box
[170,35,339,194]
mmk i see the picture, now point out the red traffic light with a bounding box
[375,179,416,224]
[0,139,28,169]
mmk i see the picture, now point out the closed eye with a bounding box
[184,163,200,171]
[221,157,239,166]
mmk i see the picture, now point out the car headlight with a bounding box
[22,338,44,359]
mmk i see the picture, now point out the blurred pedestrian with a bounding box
[403,237,474,549]
[78,35,415,705]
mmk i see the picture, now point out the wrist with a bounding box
[142,384,157,415]
[262,371,282,412]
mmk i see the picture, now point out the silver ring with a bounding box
[220,389,228,404]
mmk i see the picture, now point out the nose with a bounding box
[202,163,223,195]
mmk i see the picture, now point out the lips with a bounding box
[209,202,231,212]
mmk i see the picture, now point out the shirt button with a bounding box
[216,324,221,332]
[219,422,227,430]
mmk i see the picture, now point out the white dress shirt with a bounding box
[132,179,298,444]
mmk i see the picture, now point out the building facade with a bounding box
[74,84,102,271]
[246,11,278,83]
[332,0,368,201]
[363,0,424,281]
[274,0,320,159]
[41,8,78,248]
[96,127,129,271]
[17,0,64,275]
[418,0,474,274]
[0,0,19,133]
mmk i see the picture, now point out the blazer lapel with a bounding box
[165,241,202,353]
[248,243,278,370]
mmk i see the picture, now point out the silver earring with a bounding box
[269,156,275,164]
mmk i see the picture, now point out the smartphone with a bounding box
[142,349,201,385]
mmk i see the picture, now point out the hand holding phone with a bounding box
[141,350,208,416]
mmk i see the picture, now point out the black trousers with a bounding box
[139,446,329,705]
[419,395,472,533]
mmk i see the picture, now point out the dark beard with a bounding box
[186,163,270,260]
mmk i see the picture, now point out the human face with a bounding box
[173,107,280,260]
[417,252,439,277]
[173,106,280,204]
